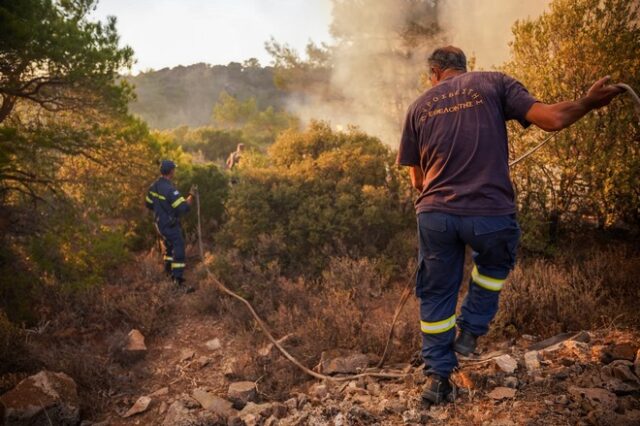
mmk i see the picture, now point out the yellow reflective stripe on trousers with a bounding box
[471,266,505,291]
[163,256,173,261]
[420,314,456,334]
[145,196,153,203]
[171,262,186,269]
[149,191,166,200]
[171,197,186,208]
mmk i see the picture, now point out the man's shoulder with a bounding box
[156,178,177,194]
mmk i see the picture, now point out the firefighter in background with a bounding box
[225,143,245,170]
[145,160,196,292]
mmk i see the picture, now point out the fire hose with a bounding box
[193,82,640,382]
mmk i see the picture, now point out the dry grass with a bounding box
[3,249,180,416]
[191,240,639,397]
[495,244,640,337]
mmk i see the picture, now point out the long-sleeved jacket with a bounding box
[145,177,190,229]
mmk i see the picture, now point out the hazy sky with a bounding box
[92,0,333,74]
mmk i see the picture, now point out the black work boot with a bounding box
[164,262,172,276]
[453,329,478,356]
[422,374,453,406]
[172,277,195,294]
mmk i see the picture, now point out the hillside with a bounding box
[126,62,286,129]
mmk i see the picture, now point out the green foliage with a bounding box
[156,126,246,165]
[175,163,229,236]
[212,91,299,146]
[0,0,133,122]
[504,0,640,246]
[218,122,415,276]
[127,62,286,129]
[0,0,165,324]
[29,216,131,291]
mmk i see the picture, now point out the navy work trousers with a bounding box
[416,212,520,378]
[159,224,186,280]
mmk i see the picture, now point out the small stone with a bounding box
[158,401,168,415]
[205,338,222,351]
[228,381,257,409]
[240,402,274,419]
[192,388,237,418]
[122,329,147,362]
[194,356,211,369]
[494,354,518,374]
[179,349,195,362]
[568,386,618,411]
[148,387,169,398]
[572,331,591,343]
[606,342,638,362]
[524,351,541,373]
[0,371,79,425]
[125,329,147,351]
[162,399,223,426]
[123,396,152,418]
[503,376,518,389]
[487,387,516,400]
[610,360,640,384]
[320,349,369,374]
[555,394,569,405]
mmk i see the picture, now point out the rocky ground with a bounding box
[2,282,639,425]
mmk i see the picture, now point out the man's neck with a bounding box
[437,69,465,84]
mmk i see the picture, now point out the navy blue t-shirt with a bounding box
[397,71,537,216]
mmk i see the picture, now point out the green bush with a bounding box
[218,121,415,276]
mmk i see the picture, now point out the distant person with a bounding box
[145,160,197,293]
[225,143,245,170]
[397,46,622,406]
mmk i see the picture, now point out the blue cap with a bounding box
[160,159,176,175]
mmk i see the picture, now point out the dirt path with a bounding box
[91,271,640,426]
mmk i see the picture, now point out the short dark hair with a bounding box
[428,46,467,71]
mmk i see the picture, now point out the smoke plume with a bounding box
[287,0,550,146]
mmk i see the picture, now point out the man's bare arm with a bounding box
[526,76,624,131]
[410,166,424,192]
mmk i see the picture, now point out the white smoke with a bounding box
[286,0,550,146]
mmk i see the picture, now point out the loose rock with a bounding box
[228,381,257,409]
[603,342,638,363]
[162,398,223,426]
[121,329,147,362]
[487,387,516,400]
[503,376,518,389]
[192,388,237,419]
[494,354,518,374]
[0,370,79,425]
[569,386,618,412]
[149,387,169,398]
[320,349,369,375]
[524,351,541,373]
[123,396,152,418]
[180,348,196,362]
[205,338,222,351]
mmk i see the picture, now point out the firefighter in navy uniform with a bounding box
[145,160,196,292]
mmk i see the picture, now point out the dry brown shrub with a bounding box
[495,245,640,337]
[199,253,421,397]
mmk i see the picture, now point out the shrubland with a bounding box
[0,0,639,413]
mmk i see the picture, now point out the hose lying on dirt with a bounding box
[202,268,407,382]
